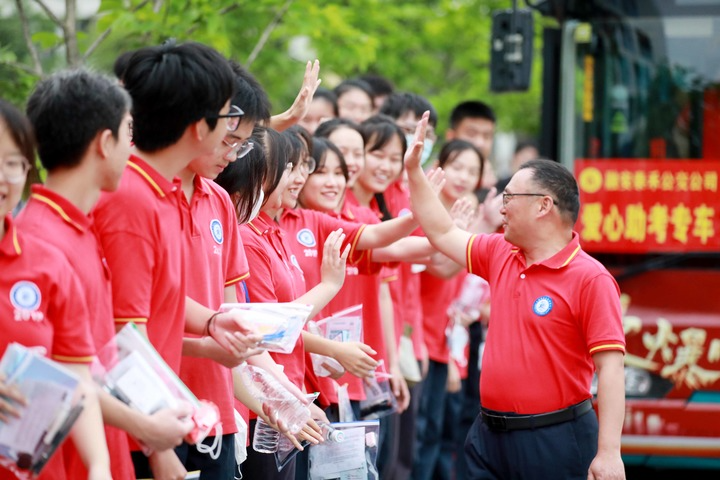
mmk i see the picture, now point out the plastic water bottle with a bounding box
[321,423,345,443]
[237,363,311,453]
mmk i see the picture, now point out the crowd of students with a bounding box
[0,40,507,480]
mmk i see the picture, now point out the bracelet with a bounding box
[204,311,221,337]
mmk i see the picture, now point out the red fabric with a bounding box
[179,177,249,436]
[467,232,626,413]
[94,155,188,373]
[239,212,307,390]
[279,207,369,405]
[0,215,96,480]
[17,187,133,479]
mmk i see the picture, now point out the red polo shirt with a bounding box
[93,155,188,373]
[467,232,626,414]
[180,176,249,436]
[0,214,95,480]
[279,207,369,404]
[17,186,134,479]
[239,212,307,389]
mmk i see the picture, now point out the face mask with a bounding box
[406,134,435,166]
[247,189,264,223]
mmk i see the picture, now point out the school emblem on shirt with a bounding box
[210,219,224,244]
[296,228,316,247]
[533,296,553,316]
[10,281,42,311]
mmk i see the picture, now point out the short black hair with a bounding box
[0,99,35,164]
[312,87,339,117]
[380,92,438,128]
[256,126,290,200]
[360,115,407,221]
[314,117,362,140]
[26,69,131,172]
[121,40,235,152]
[215,133,267,224]
[334,79,374,103]
[437,139,484,177]
[311,137,348,181]
[357,74,394,97]
[449,100,496,129]
[112,50,134,81]
[229,61,272,125]
[520,159,580,225]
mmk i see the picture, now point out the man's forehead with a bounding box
[227,121,254,143]
[457,117,495,134]
[506,168,533,191]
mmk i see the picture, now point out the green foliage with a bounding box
[0,0,546,136]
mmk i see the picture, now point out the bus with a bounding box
[535,0,720,470]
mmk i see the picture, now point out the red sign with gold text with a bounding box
[575,160,720,253]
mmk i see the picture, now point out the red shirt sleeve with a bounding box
[581,272,627,355]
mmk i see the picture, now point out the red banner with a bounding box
[575,160,720,253]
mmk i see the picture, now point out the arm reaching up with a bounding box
[406,111,474,269]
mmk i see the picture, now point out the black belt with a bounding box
[481,398,593,432]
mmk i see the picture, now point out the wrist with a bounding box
[204,311,220,337]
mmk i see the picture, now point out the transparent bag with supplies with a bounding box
[91,323,222,457]
[0,343,84,480]
[307,420,381,480]
[308,304,363,377]
[219,302,313,354]
[359,360,398,420]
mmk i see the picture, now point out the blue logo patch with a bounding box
[10,281,41,310]
[296,228,316,247]
[210,219,223,244]
[398,208,412,218]
[532,296,553,316]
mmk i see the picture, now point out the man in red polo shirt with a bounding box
[406,114,626,480]
[94,42,260,479]
[20,69,197,479]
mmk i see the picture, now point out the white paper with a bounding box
[309,427,366,477]
[107,350,177,414]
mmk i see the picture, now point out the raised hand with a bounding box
[426,167,446,197]
[450,196,477,231]
[320,229,350,290]
[403,111,430,171]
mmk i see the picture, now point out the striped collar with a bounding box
[248,211,280,237]
[0,214,22,256]
[535,231,583,270]
[29,184,90,232]
[127,155,178,198]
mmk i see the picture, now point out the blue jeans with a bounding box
[464,407,599,479]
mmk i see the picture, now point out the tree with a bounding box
[0,0,545,136]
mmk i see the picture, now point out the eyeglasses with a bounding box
[0,155,31,184]
[207,105,244,132]
[294,155,317,175]
[223,139,254,160]
[502,192,557,207]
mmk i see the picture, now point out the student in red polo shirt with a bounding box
[0,99,111,480]
[228,127,347,480]
[94,42,260,479]
[19,69,197,480]
[407,113,626,480]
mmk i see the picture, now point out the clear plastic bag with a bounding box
[92,324,221,451]
[307,420,380,480]
[359,361,398,420]
[308,305,363,377]
[219,303,313,354]
[0,344,83,479]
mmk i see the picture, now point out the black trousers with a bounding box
[464,407,599,480]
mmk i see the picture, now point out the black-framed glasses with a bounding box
[502,192,557,207]
[0,154,31,184]
[208,105,244,132]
